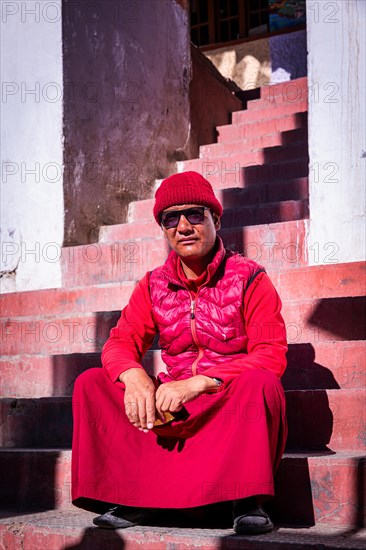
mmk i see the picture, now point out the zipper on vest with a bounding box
[190,292,204,376]
[190,299,195,319]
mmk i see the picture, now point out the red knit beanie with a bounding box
[153,171,223,224]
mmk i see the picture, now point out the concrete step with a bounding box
[235,78,306,101]
[237,78,308,107]
[220,199,309,228]
[247,93,308,111]
[100,200,309,244]
[270,262,366,302]
[285,389,366,452]
[282,296,366,345]
[0,449,72,510]
[219,219,308,269]
[232,101,308,125]
[4,294,364,356]
[217,111,307,143]
[180,142,309,174]
[9,221,352,322]
[0,353,101,398]
[99,221,162,241]
[143,342,366,394]
[1,389,364,451]
[260,77,308,101]
[2,293,364,356]
[247,84,308,111]
[61,237,168,287]
[3,255,363,322]
[1,311,120,356]
[283,341,366,391]
[3,261,365,357]
[1,339,365,399]
[271,451,365,529]
[0,449,364,530]
[98,221,171,243]
[0,282,136,319]
[194,158,309,189]
[199,127,308,159]
[0,352,161,400]
[119,178,309,226]
[0,509,365,550]
[60,220,310,287]
[141,343,366,394]
[0,397,72,448]
[0,237,365,320]
[8,222,361,314]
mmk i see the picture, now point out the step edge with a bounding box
[2,339,365,361]
[217,111,308,132]
[1,387,364,405]
[125,176,310,211]
[200,136,309,156]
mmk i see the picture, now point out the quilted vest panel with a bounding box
[149,246,265,380]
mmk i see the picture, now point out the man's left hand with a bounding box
[155,375,218,416]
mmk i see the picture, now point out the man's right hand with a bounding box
[119,368,157,432]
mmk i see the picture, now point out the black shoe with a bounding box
[93,506,144,529]
[233,505,274,535]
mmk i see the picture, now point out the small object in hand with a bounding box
[153,411,175,427]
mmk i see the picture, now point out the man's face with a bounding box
[160,204,221,261]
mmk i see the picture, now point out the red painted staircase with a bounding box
[1,77,365,549]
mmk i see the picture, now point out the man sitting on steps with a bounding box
[71,171,288,535]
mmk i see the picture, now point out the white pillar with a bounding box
[306,0,366,265]
[1,1,64,292]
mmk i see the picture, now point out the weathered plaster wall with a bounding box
[1,1,64,292]
[62,0,191,245]
[204,29,307,90]
[306,0,366,264]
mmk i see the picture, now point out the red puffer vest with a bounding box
[149,238,265,382]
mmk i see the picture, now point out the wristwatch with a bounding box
[206,377,222,393]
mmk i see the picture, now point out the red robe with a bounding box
[72,261,288,510]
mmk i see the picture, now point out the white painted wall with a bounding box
[1,1,64,292]
[306,0,366,265]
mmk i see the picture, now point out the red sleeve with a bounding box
[203,272,288,386]
[101,273,157,382]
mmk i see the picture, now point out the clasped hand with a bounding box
[120,368,214,433]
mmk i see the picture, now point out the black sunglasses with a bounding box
[160,206,208,229]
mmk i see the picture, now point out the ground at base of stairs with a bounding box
[0,509,365,550]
